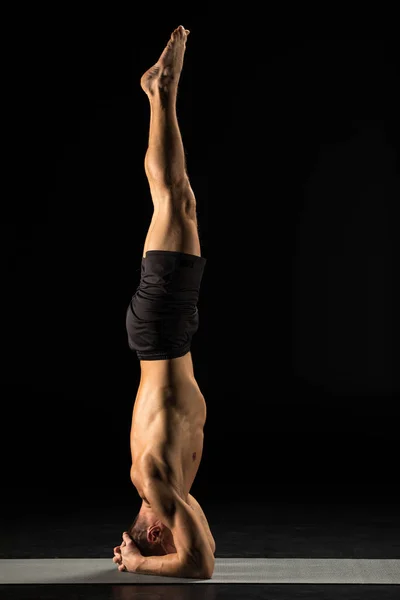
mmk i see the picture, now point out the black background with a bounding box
[2,7,399,513]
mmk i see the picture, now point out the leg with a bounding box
[140,25,201,258]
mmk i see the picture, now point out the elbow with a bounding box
[181,563,213,580]
[194,565,214,580]
[183,553,215,580]
[199,556,215,580]
[199,569,214,580]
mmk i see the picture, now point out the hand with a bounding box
[113,531,142,572]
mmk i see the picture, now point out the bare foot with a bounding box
[140,25,190,97]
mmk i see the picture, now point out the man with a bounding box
[112,26,215,579]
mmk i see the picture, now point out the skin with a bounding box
[112,26,215,578]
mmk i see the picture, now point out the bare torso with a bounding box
[129,353,215,552]
[130,352,207,502]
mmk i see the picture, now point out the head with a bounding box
[128,504,177,557]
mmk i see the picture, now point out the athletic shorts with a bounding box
[126,250,207,361]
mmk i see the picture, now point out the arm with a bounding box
[135,547,204,579]
[117,532,198,578]
[187,493,216,555]
[139,477,215,579]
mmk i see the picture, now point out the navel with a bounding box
[192,452,197,461]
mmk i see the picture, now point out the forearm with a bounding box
[135,554,209,579]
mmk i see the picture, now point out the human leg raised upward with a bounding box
[140,25,201,258]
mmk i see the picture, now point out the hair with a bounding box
[128,513,166,557]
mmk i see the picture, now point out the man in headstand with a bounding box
[112,26,215,579]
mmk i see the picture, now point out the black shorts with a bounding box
[126,250,207,361]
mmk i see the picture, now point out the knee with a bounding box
[180,189,197,220]
[173,178,197,217]
[154,179,197,220]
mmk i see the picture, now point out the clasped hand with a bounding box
[113,531,142,572]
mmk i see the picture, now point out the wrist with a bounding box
[132,554,146,573]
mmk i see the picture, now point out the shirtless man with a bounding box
[112,26,215,579]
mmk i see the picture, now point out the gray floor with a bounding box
[1,558,400,585]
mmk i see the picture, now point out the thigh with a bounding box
[143,207,201,257]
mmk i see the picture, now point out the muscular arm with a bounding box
[136,478,215,579]
[187,493,216,554]
[134,549,200,579]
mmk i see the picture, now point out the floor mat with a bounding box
[1,558,399,584]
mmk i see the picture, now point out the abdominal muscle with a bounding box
[129,353,207,500]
